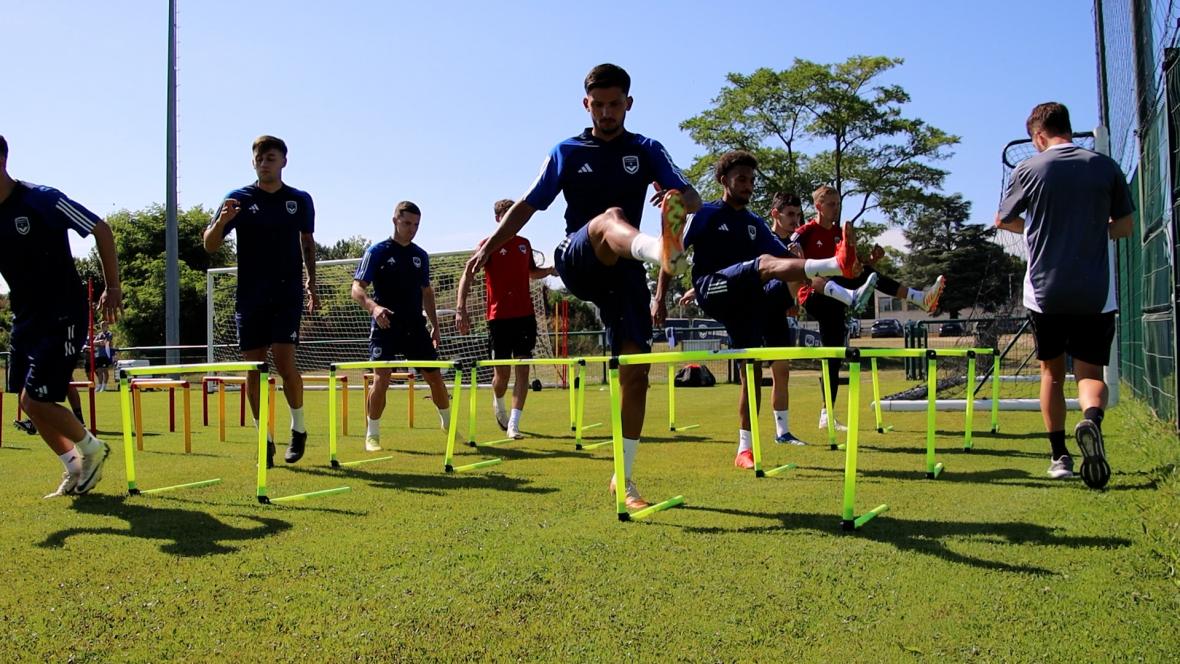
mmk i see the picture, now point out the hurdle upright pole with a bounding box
[340,375,349,437]
[667,368,676,431]
[443,369,463,472]
[925,350,942,478]
[841,351,888,530]
[328,367,338,466]
[467,367,478,447]
[608,359,628,520]
[218,380,227,441]
[871,357,888,433]
[990,352,1001,433]
[120,372,138,493]
[568,363,577,432]
[183,383,191,453]
[133,384,145,451]
[963,351,977,450]
[574,362,587,450]
[256,368,271,502]
[821,358,837,449]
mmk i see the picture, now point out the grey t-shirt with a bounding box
[998,143,1134,314]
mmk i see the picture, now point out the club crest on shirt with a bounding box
[412,256,422,268]
[14,216,30,235]
[747,225,757,240]
[518,243,527,254]
[286,200,298,214]
[622,155,639,174]
[373,347,383,359]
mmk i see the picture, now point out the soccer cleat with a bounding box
[506,424,524,440]
[818,410,848,432]
[1047,454,1075,479]
[14,419,37,435]
[608,475,651,510]
[74,440,110,494]
[775,431,808,446]
[835,222,860,278]
[1075,420,1110,489]
[734,449,755,469]
[285,430,307,463]
[850,272,880,314]
[365,435,382,452]
[493,402,509,431]
[45,471,82,499]
[921,275,946,312]
[795,285,813,306]
[659,189,689,275]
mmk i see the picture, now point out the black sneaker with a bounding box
[285,430,307,463]
[266,440,276,469]
[14,419,37,435]
[1075,419,1110,489]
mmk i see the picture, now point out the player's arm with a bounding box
[301,231,319,312]
[646,138,702,213]
[994,214,1025,234]
[996,166,1028,235]
[422,285,441,347]
[455,245,479,335]
[1109,214,1133,239]
[350,279,392,329]
[652,270,671,326]
[203,199,239,253]
[92,220,122,322]
[527,243,557,279]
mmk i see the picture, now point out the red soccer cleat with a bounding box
[734,449,755,469]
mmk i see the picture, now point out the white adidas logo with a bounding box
[578,163,593,174]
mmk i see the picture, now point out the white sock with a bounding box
[823,280,855,306]
[438,407,451,429]
[774,410,789,437]
[622,437,639,478]
[906,287,924,307]
[804,257,841,278]
[493,394,506,413]
[508,408,522,430]
[738,429,753,454]
[290,407,306,433]
[75,432,102,456]
[629,233,663,264]
[59,449,83,475]
[366,417,380,438]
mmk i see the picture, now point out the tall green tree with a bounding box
[680,56,959,222]
[76,204,235,347]
[316,235,370,261]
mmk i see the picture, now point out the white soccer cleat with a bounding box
[850,272,880,314]
[365,435,382,452]
[493,402,509,431]
[818,409,848,432]
[506,424,524,440]
[608,475,651,510]
[74,440,110,494]
[45,471,81,499]
[921,275,946,312]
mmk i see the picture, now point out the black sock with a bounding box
[1083,407,1104,428]
[1049,430,1068,460]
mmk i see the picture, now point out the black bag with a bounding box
[674,364,716,387]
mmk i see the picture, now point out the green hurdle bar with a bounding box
[667,372,700,433]
[329,360,501,473]
[610,346,880,527]
[119,361,350,504]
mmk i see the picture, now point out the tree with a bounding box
[77,204,235,347]
[316,235,370,261]
[680,56,959,223]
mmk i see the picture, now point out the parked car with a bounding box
[870,318,904,338]
[938,322,964,337]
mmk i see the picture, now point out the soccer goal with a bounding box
[206,251,566,386]
[879,128,1119,413]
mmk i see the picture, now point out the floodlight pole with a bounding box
[164,0,180,365]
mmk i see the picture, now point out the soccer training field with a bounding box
[0,370,1176,661]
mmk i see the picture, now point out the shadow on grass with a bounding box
[854,467,1160,492]
[854,444,1046,460]
[283,463,559,498]
[38,493,292,556]
[676,505,1131,575]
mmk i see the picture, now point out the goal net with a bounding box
[207,252,566,386]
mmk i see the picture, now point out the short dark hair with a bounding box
[394,201,421,217]
[714,150,758,180]
[1026,102,1072,138]
[252,134,288,157]
[770,192,802,211]
[0,135,7,159]
[585,64,631,95]
[493,199,514,218]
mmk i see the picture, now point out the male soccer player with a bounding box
[680,151,864,468]
[203,135,318,467]
[352,201,451,451]
[0,134,120,497]
[767,192,809,445]
[93,322,115,391]
[793,185,944,429]
[997,102,1133,488]
[456,199,557,439]
[465,63,698,508]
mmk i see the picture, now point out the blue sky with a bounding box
[3,1,1099,292]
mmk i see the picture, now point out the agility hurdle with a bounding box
[120,362,350,504]
[611,346,887,529]
[862,348,998,479]
[130,378,192,453]
[201,375,276,442]
[362,371,415,428]
[465,356,611,449]
[302,374,350,436]
[329,360,502,472]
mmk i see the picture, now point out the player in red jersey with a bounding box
[456,199,557,439]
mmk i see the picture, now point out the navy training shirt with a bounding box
[523,128,691,235]
[683,200,789,288]
[211,183,314,310]
[354,239,431,325]
[0,181,97,329]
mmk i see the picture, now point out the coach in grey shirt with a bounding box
[996,101,1134,489]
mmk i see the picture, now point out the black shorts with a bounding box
[95,355,114,369]
[488,315,537,359]
[8,316,85,403]
[236,299,303,351]
[370,318,440,371]
[1029,311,1116,365]
[555,227,652,354]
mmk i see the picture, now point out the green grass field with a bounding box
[1,370,1177,662]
